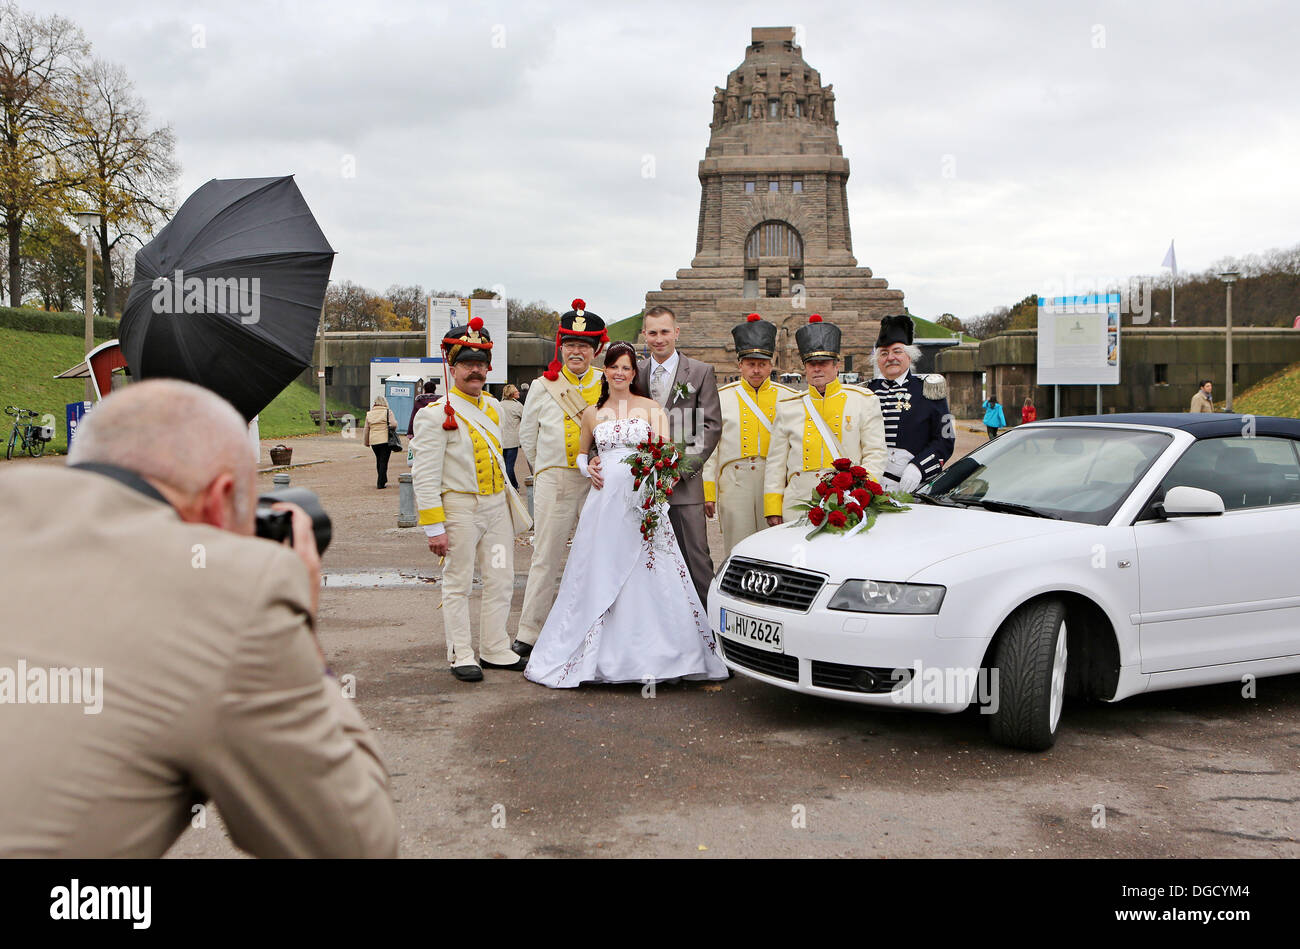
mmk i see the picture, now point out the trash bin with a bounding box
[65,401,92,450]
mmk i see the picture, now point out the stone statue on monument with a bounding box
[712,87,725,128]
[780,73,797,117]
[750,89,765,120]
[823,84,836,126]
[807,87,822,121]
[725,73,742,123]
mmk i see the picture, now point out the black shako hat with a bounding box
[732,313,777,359]
[442,318,493,366]
[795,313,840,362]
[543,297,607,380]
[876,314,914,349]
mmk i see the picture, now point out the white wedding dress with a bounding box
[525,417,729,688]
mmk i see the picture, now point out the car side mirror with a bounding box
[1157,485,1225,518]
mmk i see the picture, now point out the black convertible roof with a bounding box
[1037,413,1300,438]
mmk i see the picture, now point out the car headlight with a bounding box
[828,580,946,614]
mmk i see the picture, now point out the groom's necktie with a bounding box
[652,364,668,405]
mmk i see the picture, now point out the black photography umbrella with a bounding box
[120,175,335,421]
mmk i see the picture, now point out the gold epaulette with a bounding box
[843,384,879,398]
[718,380,741,391]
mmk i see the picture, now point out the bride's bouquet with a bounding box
[623,433,693,545]
[792,457,911,541]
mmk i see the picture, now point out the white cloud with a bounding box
[39,0,1300,324]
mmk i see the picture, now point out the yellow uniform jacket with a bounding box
[762,380,888,517]
[411,387,507,532]
[519,366,603,476]
[702,378,797,502]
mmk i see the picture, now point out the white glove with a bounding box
[898,463,923,493]
[576,453,590,478]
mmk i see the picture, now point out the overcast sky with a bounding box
[39,0,1300,323]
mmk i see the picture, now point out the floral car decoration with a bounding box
[793,457,911,539]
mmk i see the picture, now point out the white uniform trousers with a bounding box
[440,491,517,668]
[516,466,590,645]
[716,457,767,557]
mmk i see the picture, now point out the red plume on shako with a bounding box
[543,297,607,381]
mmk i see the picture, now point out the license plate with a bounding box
[719,607,784,654]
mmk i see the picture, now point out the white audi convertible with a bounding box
[707,414,1300,750]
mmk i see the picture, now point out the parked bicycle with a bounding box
[5,406,54,459]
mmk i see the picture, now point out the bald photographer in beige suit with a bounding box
[0,380,397,858]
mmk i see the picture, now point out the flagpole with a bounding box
[1168,238,1176,326]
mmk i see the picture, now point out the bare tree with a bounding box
[64,57,177,317]
[385,283,425,330]
[0,2,87,306]
[507,297,560,337]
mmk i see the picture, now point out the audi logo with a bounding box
[740,569,781,597]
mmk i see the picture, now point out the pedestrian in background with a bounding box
[983,394,1006,439]
[406,379,439,437]
[364,394,398,489]
[499,384,524,490]
[1021,396,1037,425]
[1190,379,1214,413]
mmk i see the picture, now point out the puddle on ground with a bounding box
[321,570,530,589]
[322,570,437,588]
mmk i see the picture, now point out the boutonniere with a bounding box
[673,381,695,401]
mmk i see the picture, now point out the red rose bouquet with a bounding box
[793,457,911,539]
[622,433,696,547]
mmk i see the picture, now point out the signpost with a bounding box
[1037,292,1121,415]
[426,296,508,385]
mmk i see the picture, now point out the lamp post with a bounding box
[1219,271,1239,412]
[318,287,329,435]
[74,211,102,401]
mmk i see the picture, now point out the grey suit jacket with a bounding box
[0,464,398,858]
[638,352,722,506]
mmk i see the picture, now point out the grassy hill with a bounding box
[606,311,644,343]
[911,313,979,344]
[0,325,361,455]
[1223,363,1300,418]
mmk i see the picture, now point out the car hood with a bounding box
[727,503,1090,582]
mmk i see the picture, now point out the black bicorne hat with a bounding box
[795,314,840,362]
[875,314,914,349]
[732,313,777,359]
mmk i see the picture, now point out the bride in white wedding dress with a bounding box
[524,341,729,689]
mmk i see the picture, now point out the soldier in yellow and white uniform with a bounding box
[412,319,523,682]
[703,314,796,556]
[513,300,607,657]
[763,314,888,523]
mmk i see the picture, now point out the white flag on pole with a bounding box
[1161,240,1177,276]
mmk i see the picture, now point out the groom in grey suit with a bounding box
[638,306,722,604]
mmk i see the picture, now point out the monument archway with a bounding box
[744,220,804,299]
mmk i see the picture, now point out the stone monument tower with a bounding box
[645,26,905,377]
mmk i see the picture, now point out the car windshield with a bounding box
[921,426,1172,525]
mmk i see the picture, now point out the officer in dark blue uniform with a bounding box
[866,315,956,492]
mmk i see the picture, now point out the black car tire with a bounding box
[987,598,1069,751]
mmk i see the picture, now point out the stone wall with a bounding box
[935,328,1300,419]
[296,330,555,409]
